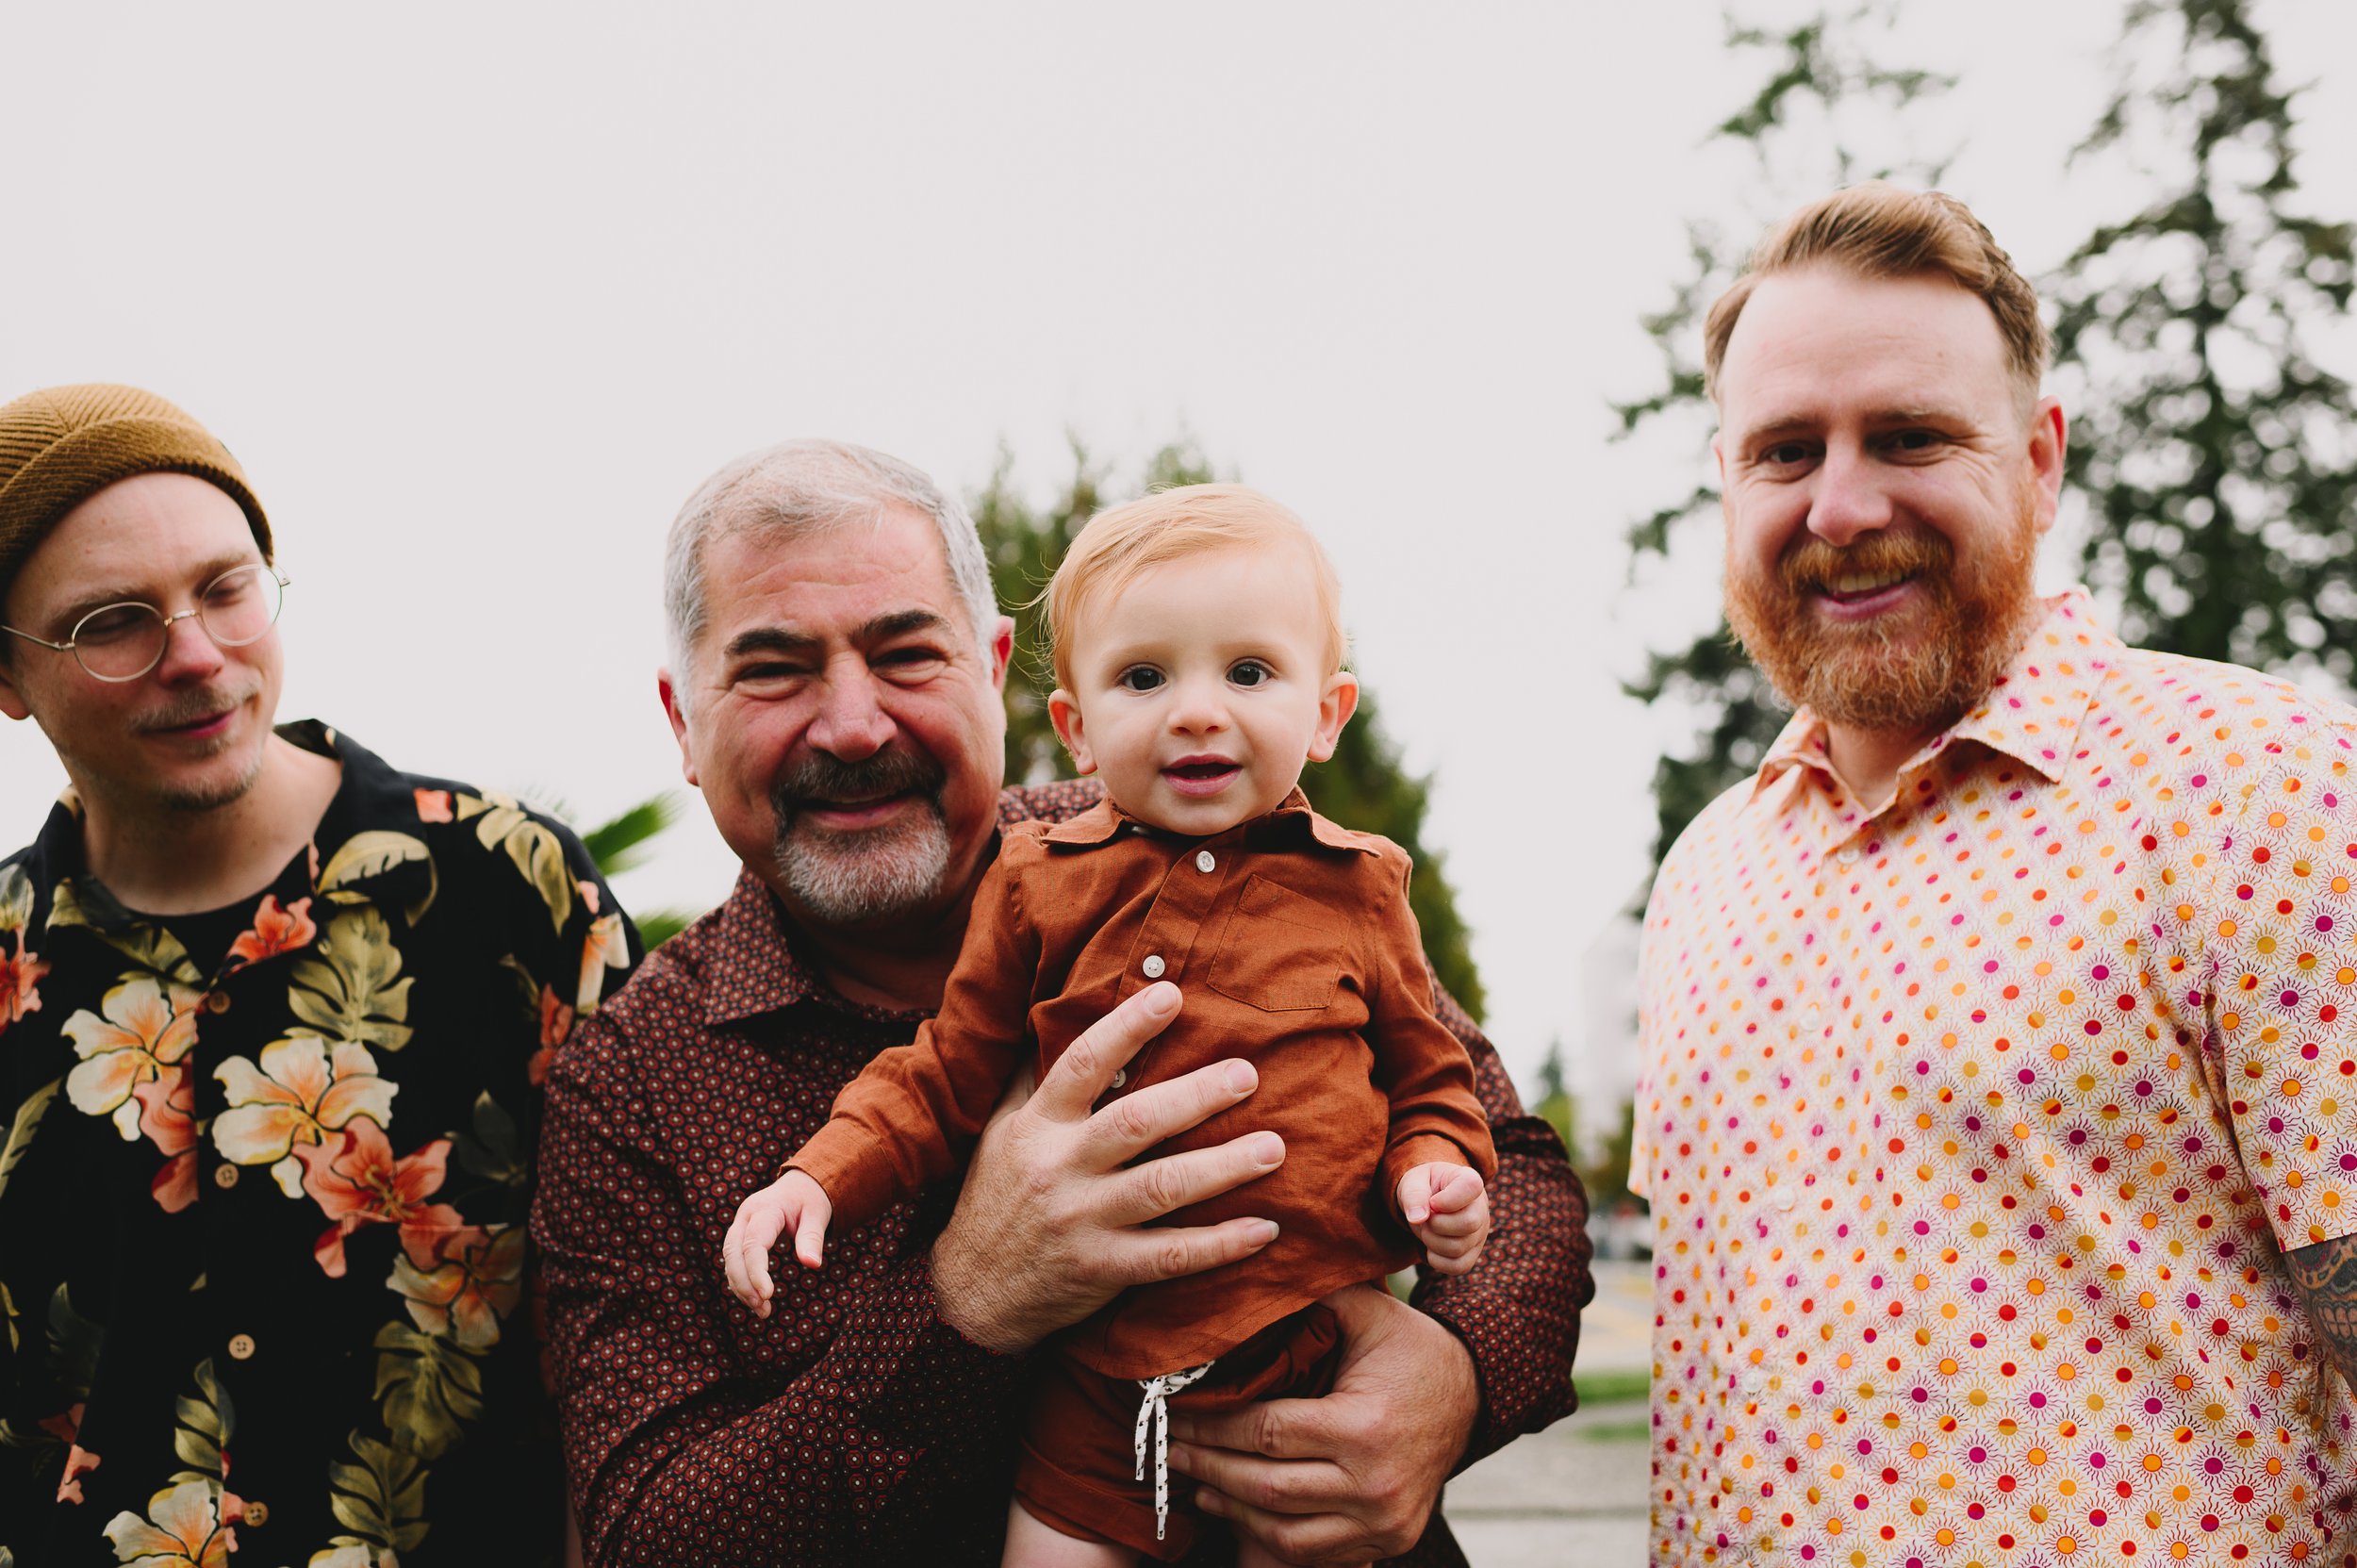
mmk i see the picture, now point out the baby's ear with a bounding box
[1047,689,1098,775]
[1307,670,1360,764]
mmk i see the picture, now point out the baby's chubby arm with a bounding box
[723,1168,834,1317]
[1397,1161,1490,1275]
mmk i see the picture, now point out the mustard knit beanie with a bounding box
[0,384,271,610]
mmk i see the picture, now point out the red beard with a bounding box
[1724,508,2040,736]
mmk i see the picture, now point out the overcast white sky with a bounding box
[5,3,2353,1126]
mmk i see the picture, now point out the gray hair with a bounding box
[662,438,998,709]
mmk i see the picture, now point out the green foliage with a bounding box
[578,791,684,879]
[1581,1098,1640,1213]
[1301,690,1486,1020]
[572,794,695,949]
[974,438,1219,785]
[329,1430,432,1553]
[1619,7,1953,867]
[171,1358,234,1481]
[1534,1035,1574,1165]
[2049,0,2357,685]
[973,443,1489,1018]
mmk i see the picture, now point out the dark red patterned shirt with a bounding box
[533,781,1588,1566]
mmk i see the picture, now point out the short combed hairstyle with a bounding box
[1044,483,1348,693]
[662,438,997,715]
[1703,182,2050,412]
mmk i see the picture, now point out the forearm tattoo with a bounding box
[2283,1234,2357,1384]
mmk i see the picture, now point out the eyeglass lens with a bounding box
[73,567,286,681]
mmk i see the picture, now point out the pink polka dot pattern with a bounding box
[1635,590,2357,1566]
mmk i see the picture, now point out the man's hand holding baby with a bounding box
[1397,1161,1489,1276]
[724,1168,834,1317]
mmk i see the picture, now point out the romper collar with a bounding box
[1038,786,1377,853]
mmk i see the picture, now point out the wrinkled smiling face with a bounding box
[1713,265,2064,738]
[661,504,1012,933]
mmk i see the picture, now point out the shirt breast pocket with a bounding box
[1206,873,1346,1014]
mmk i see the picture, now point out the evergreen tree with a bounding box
[973,445,1488,1017]
[1619,7,1953,867]
[1533,1035,1574,1164]
[2048,0,2357,684]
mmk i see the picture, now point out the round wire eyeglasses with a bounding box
[1,564,291,683]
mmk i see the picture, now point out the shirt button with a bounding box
[227,1333,255,1361]
[213,1164,240,1190]
[1741,1370,1765,1395]
[1110,1069,1128,1089]
[1195,850,1216,873]
[243,1501,270,1527]
[1142,955,1166,979]
[1772,1190,1796,1212]
[205,991,230,1015]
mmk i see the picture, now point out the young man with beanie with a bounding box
[0,385,637,1565]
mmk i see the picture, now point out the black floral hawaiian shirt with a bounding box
[0,720,637,1568]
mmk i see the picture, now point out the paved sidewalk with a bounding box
[1444,1258,1652,1566]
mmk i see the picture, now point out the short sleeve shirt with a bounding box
[0,721,635,1567]
[1635,590,2357,1565]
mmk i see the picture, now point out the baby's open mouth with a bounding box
[1163,759,1241,795]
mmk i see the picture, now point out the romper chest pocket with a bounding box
[1206,874,1346,1013]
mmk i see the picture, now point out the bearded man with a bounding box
[1635,184,2357,1565]
[533,439,1586,1566]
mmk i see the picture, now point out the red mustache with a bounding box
[1781,530,1953,594]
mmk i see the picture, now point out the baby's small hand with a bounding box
[1397,1161,1490,1277]
[722,1169,834,1318]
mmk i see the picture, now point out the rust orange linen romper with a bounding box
[789,790,1496,1557]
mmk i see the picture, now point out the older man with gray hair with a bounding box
[532,438,1586,1566]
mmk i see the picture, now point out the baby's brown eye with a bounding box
[1229,661,1270,688]
[1117,667,1163,693]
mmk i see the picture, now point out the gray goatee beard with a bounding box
[768,747,954,926]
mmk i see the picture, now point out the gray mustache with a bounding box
[769,749,947,821]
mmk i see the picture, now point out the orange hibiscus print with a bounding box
[388,1223,525,1350]
[528,983,576,1086]
[0,930,46,1037]
[56,1442,99,1504]
[212,1037,396,1197]
[297,1121,467,1277]
[224,895,317,969]
[63,976,201,1143]
[134,1064,198,1213]
[101,1477,235,1566]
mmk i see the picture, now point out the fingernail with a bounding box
[1148,982,1180,1013]
[1248,1132,1284,1167]
[1254,1219,1279,1245]
[1224,1061,1256,1095]
[1195,1489,1224,1517]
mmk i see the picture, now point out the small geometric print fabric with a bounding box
[535,777,1586,1567]
[1635,588,2357,1566]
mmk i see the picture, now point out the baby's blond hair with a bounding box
[1044,483,1347,693]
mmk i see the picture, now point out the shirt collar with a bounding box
[26,718,393,933]
[1754,586,2120,799]
[1038,785,1376,853]
[702,866,828,1025]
